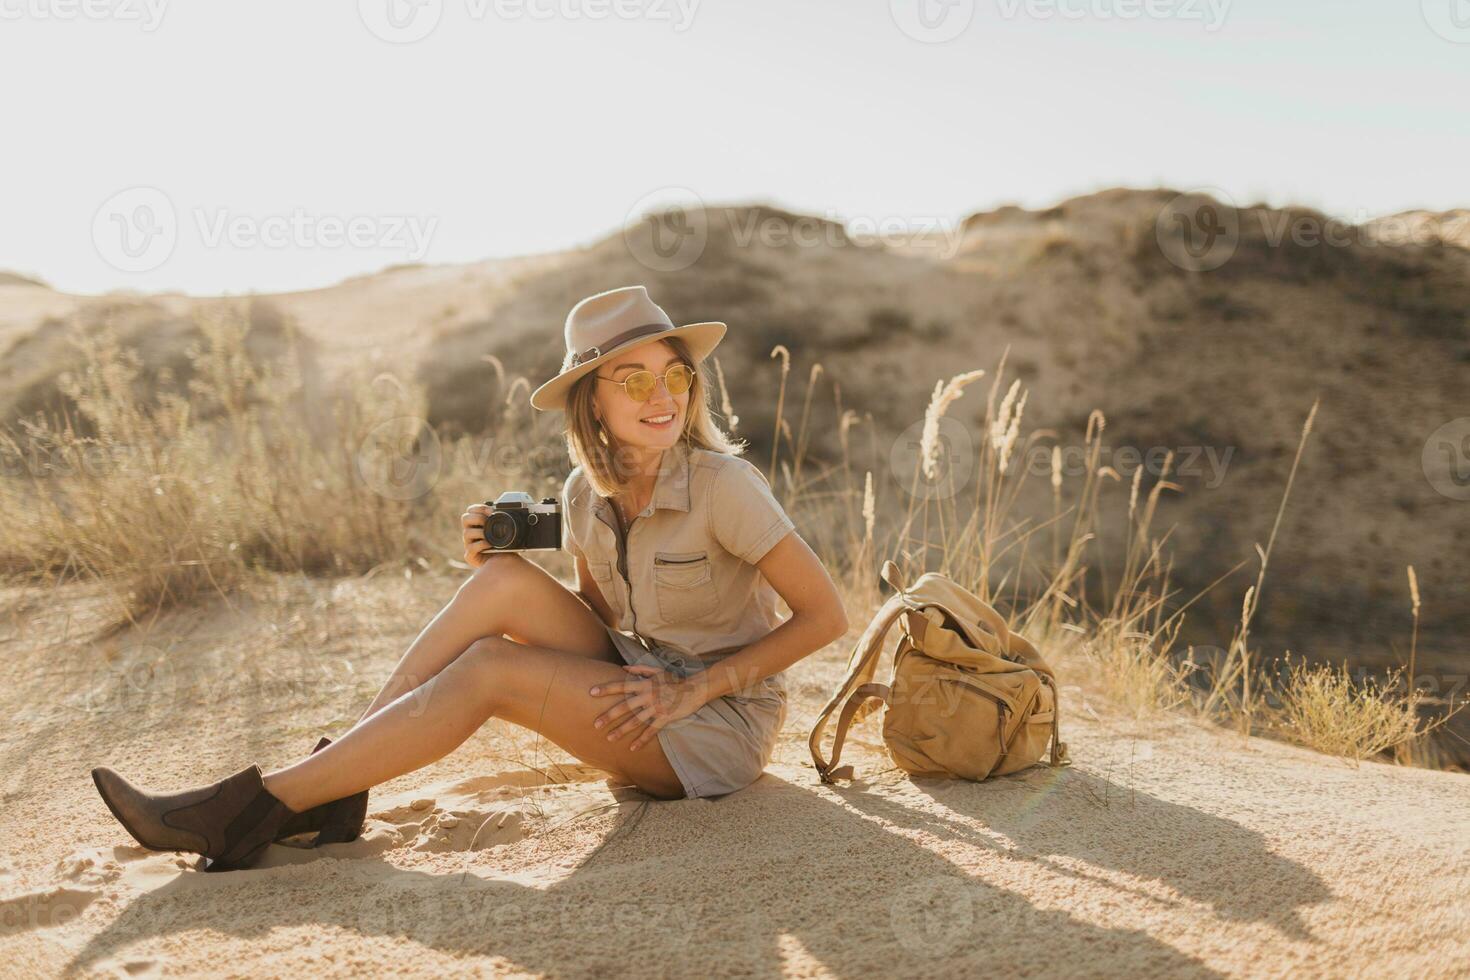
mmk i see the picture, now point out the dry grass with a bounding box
[1,305,1460,769]
[1259,658,1427,764]
[0,303,543,626]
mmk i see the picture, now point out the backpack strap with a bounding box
[816,682,892,782]
[1038,673,1071,767]
[809,560,917,783]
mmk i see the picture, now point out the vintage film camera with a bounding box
[481,492,562,552]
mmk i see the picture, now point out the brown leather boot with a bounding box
[91,763,299,872]
[273,736,369,846]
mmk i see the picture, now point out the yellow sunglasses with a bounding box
[597,363,695,403]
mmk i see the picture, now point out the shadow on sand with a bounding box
[68,760,1329,976]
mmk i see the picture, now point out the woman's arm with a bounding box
[695,530,849,701]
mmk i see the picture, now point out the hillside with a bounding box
[2,573,1467,976]
[2,187,1467,765]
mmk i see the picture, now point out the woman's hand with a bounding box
[461,503,492,568]
[589,665,710,751]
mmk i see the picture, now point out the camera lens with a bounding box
[485,512,517,549]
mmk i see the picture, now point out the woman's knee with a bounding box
[447,634,520,706]
[455,552,529,604]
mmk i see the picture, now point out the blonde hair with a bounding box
[562,335,746,499]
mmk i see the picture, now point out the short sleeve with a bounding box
[561,469,585,561]
[710,459,796,564]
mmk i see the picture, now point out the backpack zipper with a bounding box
[951,677,1039,776]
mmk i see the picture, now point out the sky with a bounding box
[2,0,1467,295]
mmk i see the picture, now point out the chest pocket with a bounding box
[653,550,720,622]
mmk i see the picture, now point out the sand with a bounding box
[2,572,1468,978]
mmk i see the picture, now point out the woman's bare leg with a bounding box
[353,553,618,723]
[263,636,686,807]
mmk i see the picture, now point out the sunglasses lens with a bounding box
[624,370,656,401]
[667,363,693,395]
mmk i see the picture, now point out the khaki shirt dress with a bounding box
[561,438,796,799]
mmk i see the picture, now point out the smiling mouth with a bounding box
[641,413,675,425]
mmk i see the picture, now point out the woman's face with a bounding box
[593,339,690,454]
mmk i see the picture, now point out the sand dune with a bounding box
[1,573,1466,977]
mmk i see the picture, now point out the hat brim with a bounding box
[530,321,727,412]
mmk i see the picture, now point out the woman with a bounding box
[90,284,849,871]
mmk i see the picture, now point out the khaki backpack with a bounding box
[809,560,1071,784]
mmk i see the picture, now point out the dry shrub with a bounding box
[1260,657,1452,764]
[0,304,427,621]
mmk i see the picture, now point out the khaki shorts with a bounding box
[605,628,787,799]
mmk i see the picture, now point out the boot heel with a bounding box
[272,736,369,847]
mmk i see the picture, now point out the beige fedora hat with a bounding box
[529,285,726,412]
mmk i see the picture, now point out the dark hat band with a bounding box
[570,322,670,367]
